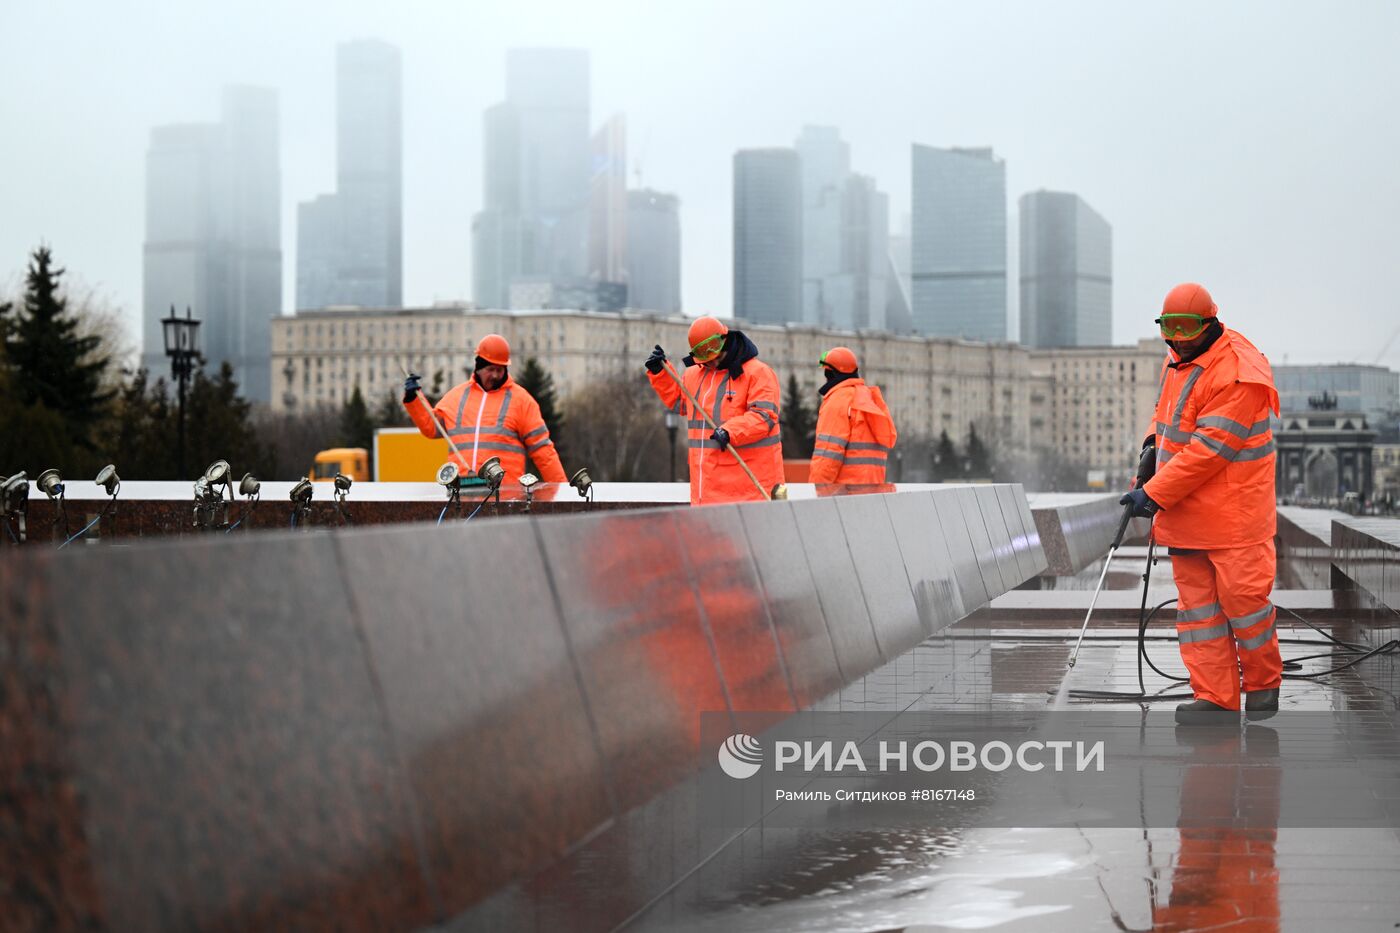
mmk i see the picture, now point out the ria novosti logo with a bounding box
[718,734,763,779]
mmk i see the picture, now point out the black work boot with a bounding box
[1245,688,1280,721]
[1175,698,1237,725]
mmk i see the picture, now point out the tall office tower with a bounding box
[733,148,803,325]
[296,39,402,310]
[626,189,681,313]
[473,49,592,307]
[1019,190,1112,348]
[794,126,890,330]
[910,145,1007,341]
[142,85,281,401]
[589,114,628,289]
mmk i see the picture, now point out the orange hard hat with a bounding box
[1162,283,1218,318]
[687,316,729,362]
[476,333,511,366]
[820,346,859,374]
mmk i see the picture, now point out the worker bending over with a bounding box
[809,346,897,484]
[403,333,567,486]
[645,316,783,505]
[1120,283,1282,723]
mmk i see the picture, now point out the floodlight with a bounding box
[239,473,261,498]
[436,462,459,486]
[203,460,231,489]
[569,467,593,500]
[95,465,120,496]
[477,456,505,489]
[37,469,63,499]
[333,473,353,495]
[1,472,28,513]
[290,478,314,504]
[519,472,539,490]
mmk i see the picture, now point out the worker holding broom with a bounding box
[1119,283,1282,723]
[644,316,784,505]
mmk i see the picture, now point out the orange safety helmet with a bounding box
[820,346,859,374]
[687,316,729,362]
[476,333,511,366]
[1162,283,1218,318]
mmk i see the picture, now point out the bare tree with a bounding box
[563,373,676,482]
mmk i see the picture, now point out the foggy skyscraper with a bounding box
[626,189,681,313]
[142,85,281,401]
[473,48,592,308]
[1019,190,1112,348]
[793,125,889,330]
[589,114,628,288]
[296,39,402,310]
[910,144,1006,341]
[733,148,803,325]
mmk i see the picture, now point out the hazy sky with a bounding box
[3,0,1398,368]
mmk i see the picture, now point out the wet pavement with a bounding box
[626,557,1400,932]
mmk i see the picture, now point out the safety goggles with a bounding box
[690,333,725,363]
[818,350,833,367]
[1156,313,1208,340]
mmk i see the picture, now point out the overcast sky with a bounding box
[3,0,1398,368]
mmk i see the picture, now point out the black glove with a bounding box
[645,345,668,375]
[403,372,422,404]
[711,427,731,449]
[1118,487,1160,518]
[1133,442,1157,489]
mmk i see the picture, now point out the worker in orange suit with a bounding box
[1119,283,1283,723]
[809,346,897,484]
[403,333,568,486]
[644,316,783,505]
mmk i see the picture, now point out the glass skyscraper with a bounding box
[733,149,803,325]
[910,145,1006,341]
[626,189,681,313]
[1019,190,1112,348]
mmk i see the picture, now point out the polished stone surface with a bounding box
[669,506,795,712]
[929,488,991,612]
[10,533,435,932]
[789,498,885,681]
[882,491,966,632]
[335,519,613,915]
[954,485,1008,596]
[737,503,845,705]
[833,494,924,658]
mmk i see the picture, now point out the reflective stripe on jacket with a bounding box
[647,359,784,505]
[809,379,898,484]
[1142,327,1279,549]
[405,375,567,484]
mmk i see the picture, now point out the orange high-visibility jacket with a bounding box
[405,375,567,484]
[1142,327,1280,549]
[810,379,898,484]
[647,358,784,505]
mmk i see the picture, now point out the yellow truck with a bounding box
[371,427,452,482]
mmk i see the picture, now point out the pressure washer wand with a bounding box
[1066,503,1136,669]
[660,359,773,501]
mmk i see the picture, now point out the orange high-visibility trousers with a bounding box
[1171,540,1283,710]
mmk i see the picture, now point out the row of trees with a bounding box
[1,244,1093,487]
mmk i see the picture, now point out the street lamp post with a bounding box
[664,410,679,483]
[161,305,201,479]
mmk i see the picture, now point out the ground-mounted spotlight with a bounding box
[770,483,789,501]
[436,461,462,523]
[331,473,354,526]
[1,472,29,545]
[519,472,539,513]
[226,473,261,533]
[38,469,68,540]
[477,456,505,491]
[203,460,232,497]
[570,467,593,503]
[289,478,314,529]
[192,469,229,531]
[95,464,120,497]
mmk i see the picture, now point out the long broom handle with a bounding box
[661,359,771,501]
[399,363,472,467]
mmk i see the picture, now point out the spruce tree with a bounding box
[514,356,566,468]
[932,429,958,481]
[782,373,815,457]
[965,422,990,479]
[339,385,374,450]
[8,246,112,453]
